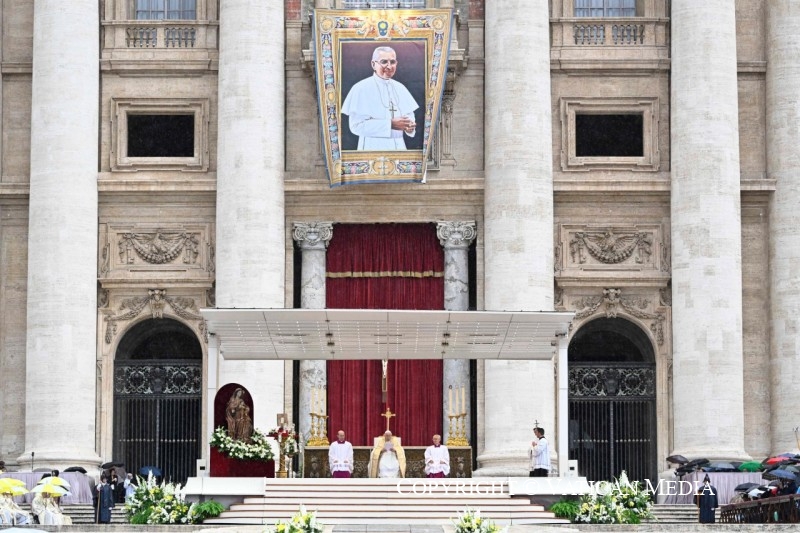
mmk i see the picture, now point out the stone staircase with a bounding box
[19,504,128,525]
[648,504,719,523]
[203,478,568,526]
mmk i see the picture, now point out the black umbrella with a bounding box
[63,466,88,474]
[101,462,124,469]
[139,466,162,477]
[666,454,689,465]
[684,458,710,469]
[763,468,797,481]
[709,461,737,472]
[734,482,761,492]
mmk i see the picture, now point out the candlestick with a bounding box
[460,386,466,414]
[321,386,326,415]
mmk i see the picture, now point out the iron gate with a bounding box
[568,363,656,483]
[113,360,202,484]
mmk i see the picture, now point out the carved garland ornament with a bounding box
[104,289,207,344]
[571,288,666,345]
[118,231,200,265]
[569,230,653,265]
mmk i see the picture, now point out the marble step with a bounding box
[229,504,547,513]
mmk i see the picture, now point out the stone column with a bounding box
[437,221,476,444]
[19,0,102,471]
[215,0,286,428]
[670,1,747,460]
[478,0,554,476]
[293,222,333,444]
[766,1,800,454]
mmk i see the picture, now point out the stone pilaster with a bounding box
[215,0,286,429]
[437,221,476,444]
[766,1,800,454]
[293,222,333,444]
[478,0,554,476]
[20,0,101,471]
[670,1,747,460]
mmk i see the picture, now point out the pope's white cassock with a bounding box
[328,440,354,477]
[424,444,450,477]
[342,74,419,151]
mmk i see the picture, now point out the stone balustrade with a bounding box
[103,21,218,51]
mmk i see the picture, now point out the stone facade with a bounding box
[0,0,791,476]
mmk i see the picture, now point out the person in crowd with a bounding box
[529,426,550,477]
[32,492,71,525]
[0,461,6,474]
[424,434,450,478]
[95,474,114,524]
[694,474,719,524]
[123,473,137,501]
[0,491,32,525]
[329,430,354,478]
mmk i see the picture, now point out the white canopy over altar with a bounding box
[201,308,574,475]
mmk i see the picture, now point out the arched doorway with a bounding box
[568,317,657,483]
[113,318,202,483]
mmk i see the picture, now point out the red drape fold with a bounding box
[326,224,443,446]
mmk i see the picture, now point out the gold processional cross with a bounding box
[381,359,395,432]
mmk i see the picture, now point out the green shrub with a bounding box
[548,498,580,521]
[192,500,225,521]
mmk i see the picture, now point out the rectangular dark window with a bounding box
[342,0,425,8]
[135,0,196,20]
[575,0,636,17]
[127,114,195,157]
[575,114,643,157]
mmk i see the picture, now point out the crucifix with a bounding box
[382,406,396,432]
[388,100,397,119]
[380,359,395,431]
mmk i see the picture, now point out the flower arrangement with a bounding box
[124,472,197,525]
[211,426,275,462]
[269,426,299,457]
[574,471,654,524]
[451,507,506,533]
[269,505,324,533]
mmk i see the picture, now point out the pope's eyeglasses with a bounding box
[374,59,398,66]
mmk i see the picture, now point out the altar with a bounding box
[303,446,472,478]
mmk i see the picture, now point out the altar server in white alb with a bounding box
[341,46,419,151]
[424,434,450,478]
[329,430,354,478]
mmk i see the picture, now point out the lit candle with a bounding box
[448,386,454,416]
[311,388,317,414]
[461,386,466,414]
[321,387,326,415]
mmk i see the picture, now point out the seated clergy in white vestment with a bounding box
[328,430,354,478]
[0,493,32,525]
[369,430,406,478]
[424,434,450,478]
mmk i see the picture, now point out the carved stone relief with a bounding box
[570,287,666,345]
[119,231,200,265]
[103,289,207,345]
[557,224,669,274]
[100,223,214,278]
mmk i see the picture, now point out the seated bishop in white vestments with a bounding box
[329,430,354,478]
[369,430,406,478]
[424,434,450,478]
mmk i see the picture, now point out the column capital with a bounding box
[437,221,476,250]
[293,222,334,251]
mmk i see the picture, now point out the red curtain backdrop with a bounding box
[326,224,443,446]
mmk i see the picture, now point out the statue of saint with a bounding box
[225,388,253,442]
